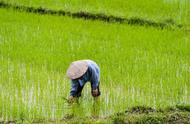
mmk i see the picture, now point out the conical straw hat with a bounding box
[66,60,88,79]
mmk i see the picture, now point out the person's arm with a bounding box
[89,67,99,90]
[90,68,100,97]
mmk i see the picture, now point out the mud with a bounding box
[0,1,184,29]
[113,105,190,124]
[125,105,190,114]
[125,106,157,114]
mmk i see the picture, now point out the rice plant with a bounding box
[0,4,190,122]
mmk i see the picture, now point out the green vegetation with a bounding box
[0,0,190,123]
[112,106,190,124]
[1,0,190,26]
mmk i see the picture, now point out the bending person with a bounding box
[66,60,101,103]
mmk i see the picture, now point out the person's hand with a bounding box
[92,89,99,97]
[68,96,76,104]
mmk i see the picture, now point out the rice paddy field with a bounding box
[1,0,190,26]
[0,0,190,123]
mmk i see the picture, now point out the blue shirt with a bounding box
[70,60,100,96]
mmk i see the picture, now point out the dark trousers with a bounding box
[75,82,101,97]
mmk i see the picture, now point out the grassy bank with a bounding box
[1,0,190,26]
[112,105,190,124]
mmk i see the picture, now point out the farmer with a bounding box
[66,60,101,103]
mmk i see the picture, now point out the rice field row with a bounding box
[0,7,190,122]
[1,0,190,26]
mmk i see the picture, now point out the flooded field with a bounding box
[0,0,190,123]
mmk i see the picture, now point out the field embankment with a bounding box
[0,1,185,29]
[0,0,190,26]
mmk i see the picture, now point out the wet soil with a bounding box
[113,105,190,124]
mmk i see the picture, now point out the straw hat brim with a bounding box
[66,60,88,79]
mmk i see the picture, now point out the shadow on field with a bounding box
[0,1,185,30]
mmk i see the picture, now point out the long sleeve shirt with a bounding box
[70,60,100,96]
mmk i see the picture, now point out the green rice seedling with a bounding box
[1,0,190,26]
[0,7,190,122]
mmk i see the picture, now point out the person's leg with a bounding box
[91,82,101,97]
[75,84,84,97]
[70,79,84,97]
[69,80,84,103]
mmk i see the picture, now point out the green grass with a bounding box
[112,108,190,124]
[0,7,190,123]
[1,0,190,26]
